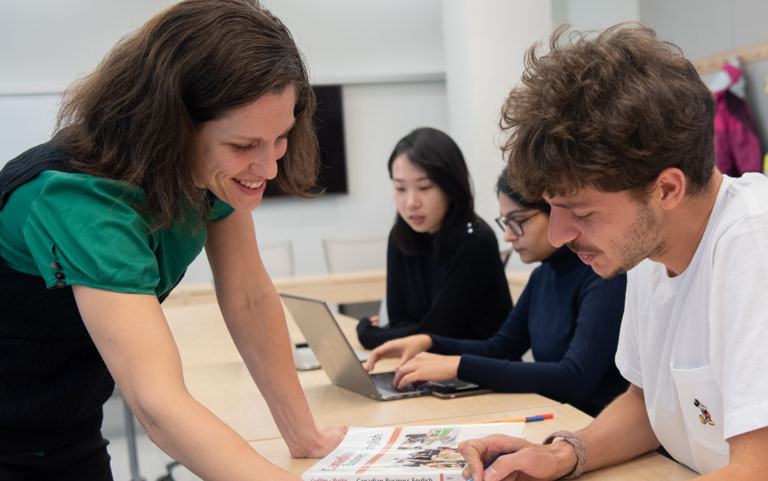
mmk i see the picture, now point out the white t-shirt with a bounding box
[615,173,768,474]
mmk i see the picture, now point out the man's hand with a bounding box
[459,434,577,481]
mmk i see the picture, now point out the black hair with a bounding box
[496,170,551,214]
[387,127,477,257]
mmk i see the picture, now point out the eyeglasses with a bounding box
[494,211,541,237]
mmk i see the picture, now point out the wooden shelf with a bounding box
[691,40,768,75]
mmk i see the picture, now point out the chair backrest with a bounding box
[260,241,295,278]
[500,247,513,267]
[322,237,387,273]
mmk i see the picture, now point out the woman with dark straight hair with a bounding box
[0,1,343,479]
[366,170,628,417]
[356,127,512,350]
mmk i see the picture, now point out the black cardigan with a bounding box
[357,219,512,349]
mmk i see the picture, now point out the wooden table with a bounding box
[165,302,557,442]
[163,299,695,480]
[248,403,697,480]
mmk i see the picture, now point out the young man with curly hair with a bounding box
[459,23,768,481]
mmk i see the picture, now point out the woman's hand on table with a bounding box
[289,426,348,458]
[365,334,433,372]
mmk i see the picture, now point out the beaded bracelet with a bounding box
[542,430,588,480]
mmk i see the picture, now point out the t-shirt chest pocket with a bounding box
[670,364,729,474]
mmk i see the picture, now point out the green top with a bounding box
[0,170,234,296]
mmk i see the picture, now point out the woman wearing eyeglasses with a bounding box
[356,127,512,350]
[365,170,628,416]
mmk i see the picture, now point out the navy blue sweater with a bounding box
[430,247,628,416]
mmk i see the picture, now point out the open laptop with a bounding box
[291,331,369,371]
[281,293,486,401]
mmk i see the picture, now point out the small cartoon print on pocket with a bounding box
[694,399,715,426]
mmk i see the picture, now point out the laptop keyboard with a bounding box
[371,372,432,393]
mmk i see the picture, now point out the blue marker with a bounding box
[467,452,510,481]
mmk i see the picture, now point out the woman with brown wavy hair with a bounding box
[0,1,344,479]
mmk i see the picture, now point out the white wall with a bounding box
[639,0,768,61]
[0,1,177,93]
[639,0,768,149]
[552,0,639,31]
[442,1,553,272]
[0,95,60,160]
[263,0,445,85]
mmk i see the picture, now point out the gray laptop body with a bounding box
[281,293,482,401]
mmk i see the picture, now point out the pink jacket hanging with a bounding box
[712,63,763,177]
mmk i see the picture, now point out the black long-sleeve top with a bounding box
[430,247,628,416]
[357,220,512,349]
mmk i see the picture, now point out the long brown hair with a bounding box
[55,0,318,229]
[501,23,715,202]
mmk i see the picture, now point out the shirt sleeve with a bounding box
[357,235,413,349]
[208,193,235,223]
[357,230,510,348]
[22,174,161,294]
[430,274,534,360]
[457,272,627,405]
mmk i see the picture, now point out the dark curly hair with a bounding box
[501,22,716,202]
[55,0,318,229]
